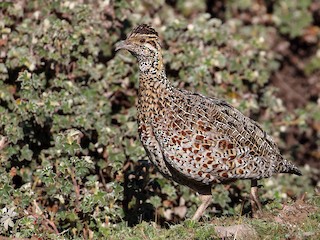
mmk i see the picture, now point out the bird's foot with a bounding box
[250,179,263,218]
[191,194,212,221]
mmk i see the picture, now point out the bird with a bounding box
[115,24,302,221]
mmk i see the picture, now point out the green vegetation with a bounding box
[0,0,319,239]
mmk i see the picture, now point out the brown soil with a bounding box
[274,198,318,225]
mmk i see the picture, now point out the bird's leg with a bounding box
[191,194,212,221]
[250,179,262,217]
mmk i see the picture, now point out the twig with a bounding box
[43,218,60,234]
[0,236,34,240]
[69,167,80,212]
[274,119,302,126]
[99,169,108,192]
[30,201,60,235]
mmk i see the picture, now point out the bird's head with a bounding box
[116,24,163,73]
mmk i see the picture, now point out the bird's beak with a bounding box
[115,40,129,51]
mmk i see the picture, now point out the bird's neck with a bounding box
[137,55,173,123]
[137,53,172,92]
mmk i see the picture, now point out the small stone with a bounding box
[214,224,258,239]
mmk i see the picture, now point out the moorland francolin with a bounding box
[116,24,301,220]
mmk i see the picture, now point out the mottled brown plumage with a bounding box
[116,24,301,220]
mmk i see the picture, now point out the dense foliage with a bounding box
[0,0,319,238]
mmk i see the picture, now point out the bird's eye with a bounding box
[140,39,146,43]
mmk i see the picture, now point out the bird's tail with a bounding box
[277,159,302,176]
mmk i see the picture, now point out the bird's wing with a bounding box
[155,89,281,183]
